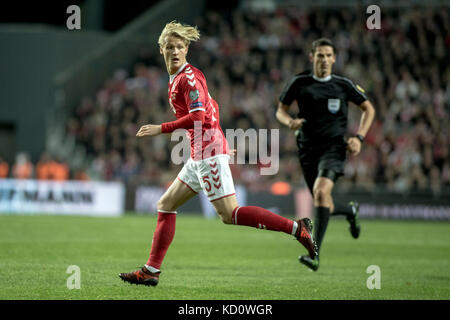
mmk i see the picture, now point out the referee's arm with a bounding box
[347,100,376,155]
[355,100,375,138]
[276,102,305,130]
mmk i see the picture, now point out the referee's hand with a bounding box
[346,137,362,156]
[288,118,306,130]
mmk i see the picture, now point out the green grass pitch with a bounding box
[0,214,449,300]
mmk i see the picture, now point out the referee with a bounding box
[276,38,375,271]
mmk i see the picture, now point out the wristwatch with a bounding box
[355,134,365,143]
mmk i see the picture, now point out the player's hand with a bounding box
[227,149,237,156]
[346,137,362,156]
[136,124,162,137]
[288,118,306,130]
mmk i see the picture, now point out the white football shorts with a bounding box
[177,154,236,202]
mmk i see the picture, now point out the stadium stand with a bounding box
[2,4,447,196]
[55,5,449,195]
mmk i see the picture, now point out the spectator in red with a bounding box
[36,152,51,180]
[0,156,9,178]
[12,152,33,179]
[51,157,70,181]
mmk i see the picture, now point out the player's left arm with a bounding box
[347,100,376,156]
[136,123,162,137]
[136,76,208,137]
[136,111,206,137]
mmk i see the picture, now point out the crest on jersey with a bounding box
[189,90,199,101]
[327,99,340,114]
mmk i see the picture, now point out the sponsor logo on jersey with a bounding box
[327,99,340,114]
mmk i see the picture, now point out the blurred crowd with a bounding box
[62,6,450,194]
[0,152,88,181]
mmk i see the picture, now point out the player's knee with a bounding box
[156,198,175,212]
[313,187,330,204]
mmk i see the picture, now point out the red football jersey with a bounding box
[167,63,228,160]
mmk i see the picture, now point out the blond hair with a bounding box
[158,21,200,48]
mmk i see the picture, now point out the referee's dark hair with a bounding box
[311,38,337,55]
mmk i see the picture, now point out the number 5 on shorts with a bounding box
[202,176,212,192]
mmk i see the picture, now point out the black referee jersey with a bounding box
[279,70,368,145]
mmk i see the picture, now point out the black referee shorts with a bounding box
[297,137,347,195]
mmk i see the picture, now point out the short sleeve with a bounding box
[347,81,368,105]
[279,77,299,106]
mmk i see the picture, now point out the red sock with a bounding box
[146,211,176,270]
[231,206,294,235]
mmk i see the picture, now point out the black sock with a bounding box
[314,206,330,256]
[333,201,353,219]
